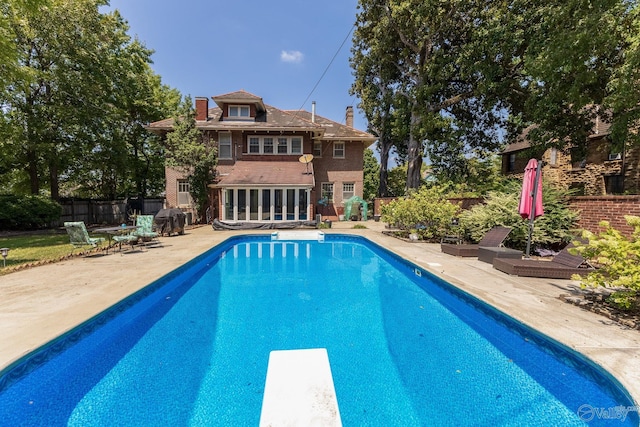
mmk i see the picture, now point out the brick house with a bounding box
[148,90,376,223]
[502,119,640,195]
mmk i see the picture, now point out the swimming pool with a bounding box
[0,234,636,425]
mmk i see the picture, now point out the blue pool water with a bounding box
[0,235,637,426]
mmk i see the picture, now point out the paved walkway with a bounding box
[1,221,639,406]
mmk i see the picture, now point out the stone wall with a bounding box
[503,136,640,196]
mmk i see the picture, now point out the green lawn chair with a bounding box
[64,221,105,251]
[113,232,140,252]
[133,215,160,246]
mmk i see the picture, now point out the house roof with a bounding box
[503,115,612,154]
[147,93,376,144]
[213,160,315,187]
[286,110,376,143]
[212,90,266,112]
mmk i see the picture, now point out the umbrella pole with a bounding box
[525,160,543,258]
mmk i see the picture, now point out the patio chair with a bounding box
[64,222,105,250]
[132,215,160,246]
[441,226,512,257]
[113,232,140,252]
[492,242,594,279]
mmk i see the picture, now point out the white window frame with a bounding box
[313,141,322,157]
[219,132,232,159]
[228,105,250,119]
[333,141,345,158]
[343,182,355,201]
[245,136,305,155]
[321,182,334,203]
[249,136,260,154]
[291,137,302,154]
[222,187,311,221]
[177,180,192,206]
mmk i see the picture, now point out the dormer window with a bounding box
[228,105,250,119]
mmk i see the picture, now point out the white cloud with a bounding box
[280,50,304,64]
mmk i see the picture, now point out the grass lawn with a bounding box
[0,231,109,274]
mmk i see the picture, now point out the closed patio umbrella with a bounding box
[519,159,543,257]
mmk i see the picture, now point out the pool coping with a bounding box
[0,222,638,409]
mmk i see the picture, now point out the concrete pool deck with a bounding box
[1,221,639,409]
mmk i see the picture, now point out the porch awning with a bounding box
[213,160,315,187]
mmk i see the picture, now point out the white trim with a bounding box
[219,132,233,159]
[333,141,345,158]
[222,186,311,221]
[245,135,305,155]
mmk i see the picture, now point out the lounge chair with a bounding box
[64,221,105,250]
[492,243,594,279]
[441,226,512,257]
[132,215,160,245]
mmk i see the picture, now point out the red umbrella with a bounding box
[519,159,543,220]
[519,159,543,257]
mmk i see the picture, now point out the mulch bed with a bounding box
[560,289,640,330]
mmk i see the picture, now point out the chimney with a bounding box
[345,105,354,128]
[311,101,316,123]
[195,97,208,121]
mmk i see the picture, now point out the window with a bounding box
[291,137,302,154]
[228,105,250,118]
[321,182,334,203]
[343,182,354,200]
[278,138,288,154]
[549,148,557,166]
[313,141,322,157]
[263,137,274,154]
[245,136,303,155]
[177,180,191,206]
[605,175,624,195]
[333,142,345,158]
[219,133,232,159]
[508,153,516,172]
[249,137,260,154]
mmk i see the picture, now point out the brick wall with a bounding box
[568,195,640,237]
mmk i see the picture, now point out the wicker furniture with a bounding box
[492,244,593,279]
[478,247,522,264]
[441,226,512,257]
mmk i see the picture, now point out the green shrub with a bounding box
[381,186,460,240]
[458,180,579,250]
[571,216,640,310]
[0,194,62,230]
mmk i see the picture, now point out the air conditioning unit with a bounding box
[608,153,622,161]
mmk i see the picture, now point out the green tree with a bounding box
[362,148,380,202]
[352,0,516,191]
[165,97,217,221]
[1,0,175,199]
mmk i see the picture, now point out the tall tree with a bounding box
[362,148,380,201]
[1,0,175,199]
[352,0,516,191]
[165,97,217,221]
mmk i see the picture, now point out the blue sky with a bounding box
[104,0,368,132]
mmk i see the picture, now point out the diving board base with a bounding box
[259,348,342,427]
[271,230,325,241]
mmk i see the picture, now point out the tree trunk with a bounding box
[378,139,391,197]
[49,161,59,201]
[27,149,39,194]
[406,109,423,190]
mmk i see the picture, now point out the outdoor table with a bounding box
[93,225,140,253]
[478,246,522,264]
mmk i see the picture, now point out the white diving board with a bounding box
[259,348,342,427]
[271,230,325,241]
